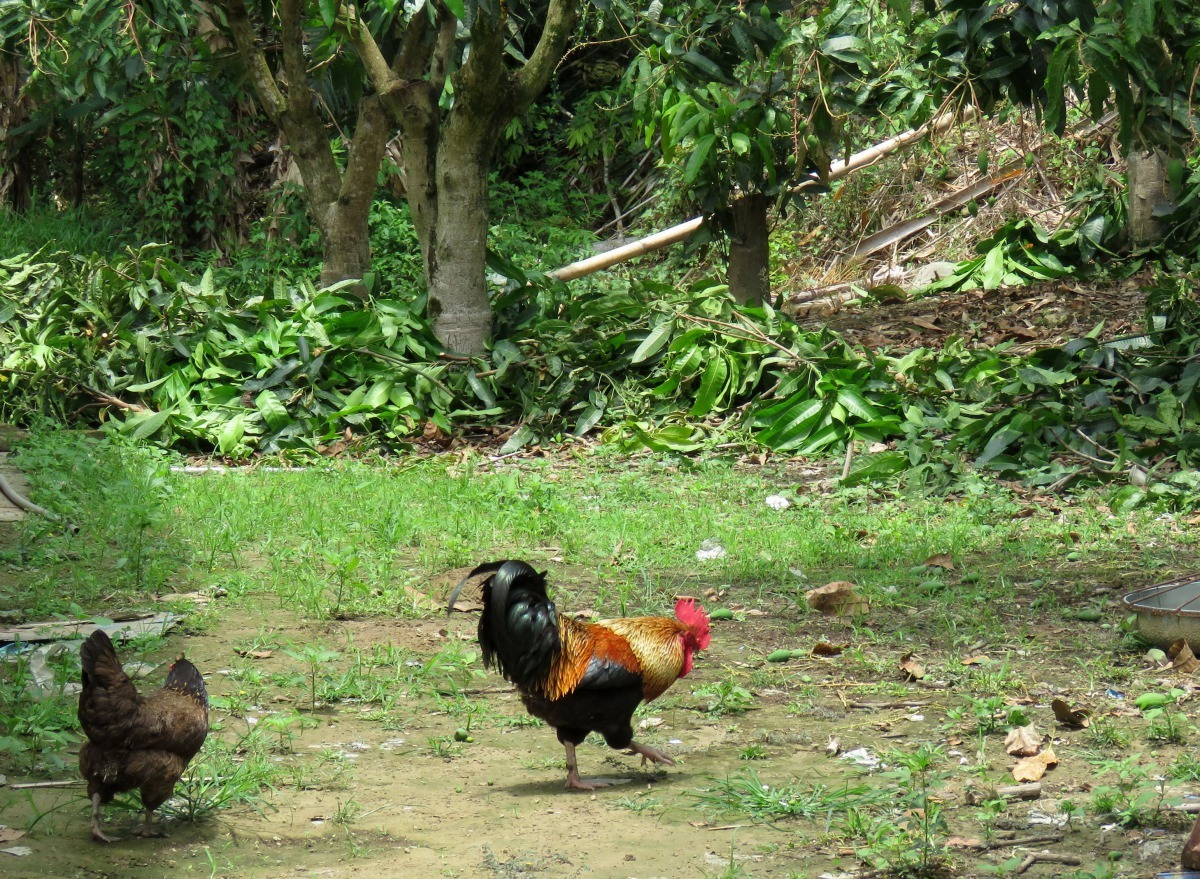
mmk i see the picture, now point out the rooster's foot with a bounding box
[627,741,676,767]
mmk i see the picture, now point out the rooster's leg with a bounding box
[136,810,168,839]
[627,741,676,767]
[90,794,118,844]
[564,742,606,791]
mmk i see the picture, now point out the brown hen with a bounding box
[77,629,208,843]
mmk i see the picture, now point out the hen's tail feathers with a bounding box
[80,629,131,691]
[461,560,562,693]
[165,656,208,705]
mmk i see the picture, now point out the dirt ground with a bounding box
[3,555,1199,879]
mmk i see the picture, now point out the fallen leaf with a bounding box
[825,736,841,756]
[899,652,926,681]
[1012,747,1058,782]
[1051,698,1090,728]
[921,553,956,571]
[1168,639,1200,675]
[811,642,846,657]
[805,581,869,616]
[236,649,273,660]
[1004,725,1042,757]
[946,836,984,849]
[0,829,24,844]
[960,654,989,666]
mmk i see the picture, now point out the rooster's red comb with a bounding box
[674,597,711,650]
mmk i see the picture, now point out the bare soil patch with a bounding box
[5,554,1200,879]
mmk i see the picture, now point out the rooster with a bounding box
[448,560,710,790]
[77,629,209,843]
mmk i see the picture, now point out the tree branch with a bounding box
[510,0,580,111]
[219,0,289,121]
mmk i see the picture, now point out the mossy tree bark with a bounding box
[1127,149,1171,248]
[727,193,771,306]
[221,0,390,294]
[344,0,579,354]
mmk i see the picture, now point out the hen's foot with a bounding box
[136,827,169,838]
[91,826,119,844]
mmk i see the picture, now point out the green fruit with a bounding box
[454,728,471,742]
[766,649,795,663]
[1134,692,1171,711]
[1076,608,1102,622]
[710,608,735,621]
[1066,551,1082,561]
[961,573,981,584]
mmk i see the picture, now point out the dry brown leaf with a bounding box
[899,652,927,681]
[812,641,846,657]
[236,649,273,660]
[1012,747,1058,782]
[921,552,956,571]
[1051,698,1090,728]
[946,836,984,849]
[0,828,25,844]
[960,654,988,666]
[825,736,841,756]
[1004,725,1042,757]
[1168,638,1200,675]
[805,581,869,616]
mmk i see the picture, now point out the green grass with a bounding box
[4,429,1200,857]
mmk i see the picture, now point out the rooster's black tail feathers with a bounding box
[453,560,561,693]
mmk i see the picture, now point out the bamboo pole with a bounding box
[546,108,972,282]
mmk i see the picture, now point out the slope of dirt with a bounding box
[794,276,1148,355]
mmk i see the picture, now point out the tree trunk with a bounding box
[427,130,493,353]
[1127,149,1171,247]
[221,0,390,296]
[312,96,391,291]
[347,0,580,354]
[0,54,32,212]
[727,193,771,305]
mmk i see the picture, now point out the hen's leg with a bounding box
[136,809,168,838]
[627,741,676,767]
[90,793,118,844]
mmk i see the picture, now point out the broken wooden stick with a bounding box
[1015,852,1082,874]
[547,108,971,282]
[966,782,1042,804]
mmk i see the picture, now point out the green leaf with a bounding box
[126,408,172,441]
[980,245,1006,289]
[974,425,1021,467]
[835,387,880,422]
[573,404,605,437]
[690,354,729,416]
[466,372,496,408]
[499,425,535,454]
[318,0,337,28]
[255,391,290,431]
[125,376,171,393]
[217,416,245,456]
[631,321,674,363]
[681,50,727,82]
[682,134,717,185]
